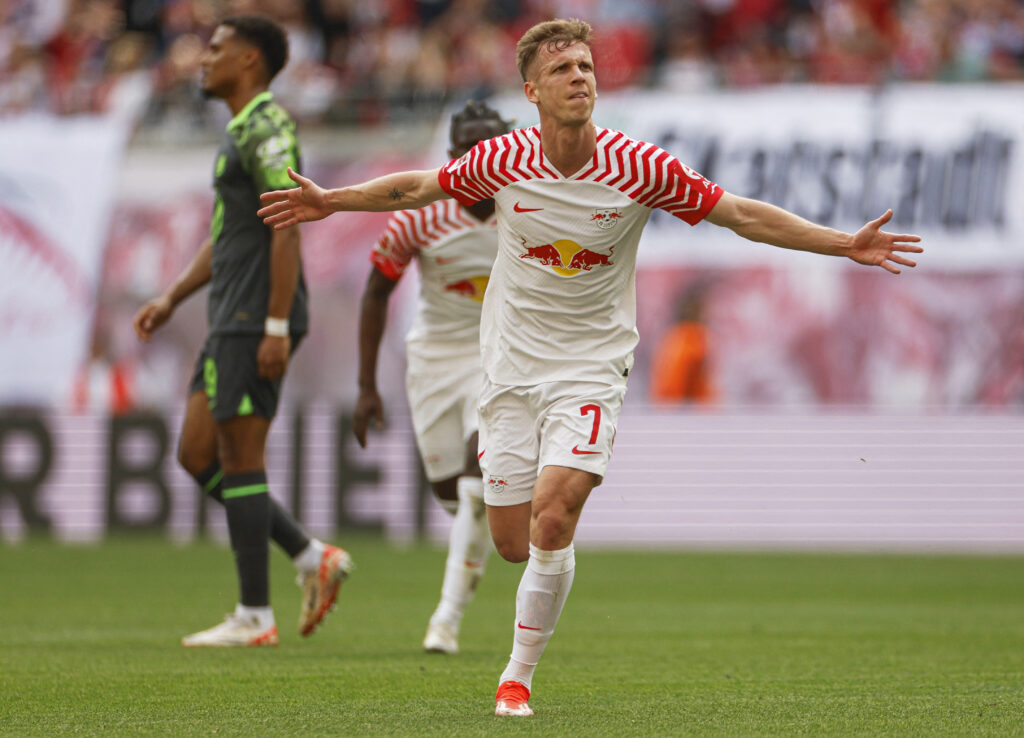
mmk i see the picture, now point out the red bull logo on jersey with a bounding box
[519,239,614,277]
[444,275,490,302]
[590,208,623,230]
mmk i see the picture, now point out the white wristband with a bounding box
[264,317,289,337]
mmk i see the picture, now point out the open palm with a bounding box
[258,168,331,229]
[849,209,923,274]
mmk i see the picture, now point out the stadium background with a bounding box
[1,0,1023,549]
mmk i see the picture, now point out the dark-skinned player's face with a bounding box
[200,25,253,99]
[448,117,508,159]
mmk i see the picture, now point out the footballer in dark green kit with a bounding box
[133,14,352,647]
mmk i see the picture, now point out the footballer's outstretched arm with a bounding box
[706,192,923,274]
[258,167,448,229]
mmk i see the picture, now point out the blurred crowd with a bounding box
[2,0,1022,131]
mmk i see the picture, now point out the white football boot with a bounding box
[422,621,459,654]
[182,613,278,647]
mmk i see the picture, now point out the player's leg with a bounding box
[494,381,623,716]
[178,383,311,560]
[177,389,220,486]
[199,411,277,644]
[178,346,275,646]
[424,431,491,654]
[182,409,278,647]
[178,346,348,638]
[182,336,350,648]
[487,502,531,562]
[494,465,596,716]
[409,364,492,652]
[477,380,538,563]
[476,380,545,715]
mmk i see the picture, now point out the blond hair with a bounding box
[515,18,593,82]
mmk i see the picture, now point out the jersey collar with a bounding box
[227,91,274,132]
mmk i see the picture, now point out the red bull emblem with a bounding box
[487,476,509,494]
[519,239,614,276]
[590,208,623,230]
[443,275,489,302]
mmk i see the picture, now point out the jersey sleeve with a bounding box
[370,211,420,281]
[644,151,723,225]
[241,110,301,194]
[437,139,500,207]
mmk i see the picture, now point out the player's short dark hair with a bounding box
[450,100,514,141]
[515,18,593,82]
[221,15,289,82]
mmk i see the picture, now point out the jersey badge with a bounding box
[590,208,623,230]
[487,476,510,495]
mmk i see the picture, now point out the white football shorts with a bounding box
[478,377,627,507]
[406,352,484,482]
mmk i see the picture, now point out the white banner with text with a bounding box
[485,84,1024,267]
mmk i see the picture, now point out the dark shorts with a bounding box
[187,334,303,422]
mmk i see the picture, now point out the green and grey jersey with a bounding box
[207,91,308,336]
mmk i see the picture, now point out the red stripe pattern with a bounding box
[370,200,482,280]
[438,126,721,225]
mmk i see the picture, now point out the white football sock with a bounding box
[292,538,325,574]
[437,498,459,515]
[235,603,275,629]
[499,543,575,691]
[430,476,490,629]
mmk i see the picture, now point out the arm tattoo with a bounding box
[388,187,405,201]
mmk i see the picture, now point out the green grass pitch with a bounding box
[1,537,1023,736]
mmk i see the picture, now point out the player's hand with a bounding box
[257,168,331,230]
[257,334,290,381]
[352,389,384,448]
[848,210,923,274]
[132,295,174,341]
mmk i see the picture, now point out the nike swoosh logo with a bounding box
[517,622,542,631]
[572,445,602,455]
[435,256,458,264]
[513,202,543,213]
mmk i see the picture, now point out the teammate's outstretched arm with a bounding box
[258,167,448,229]
[706,192,923,274]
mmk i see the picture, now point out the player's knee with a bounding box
[176,442,212,480]
[532,507,573,549]
[492,535,528,563]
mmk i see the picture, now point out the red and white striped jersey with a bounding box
[371,199,498,362]
[438,124,723,387]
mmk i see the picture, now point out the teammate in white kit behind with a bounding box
[353,101,512,655]
[257,18,923,717]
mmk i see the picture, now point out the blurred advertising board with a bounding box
[2,404,1022,549]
